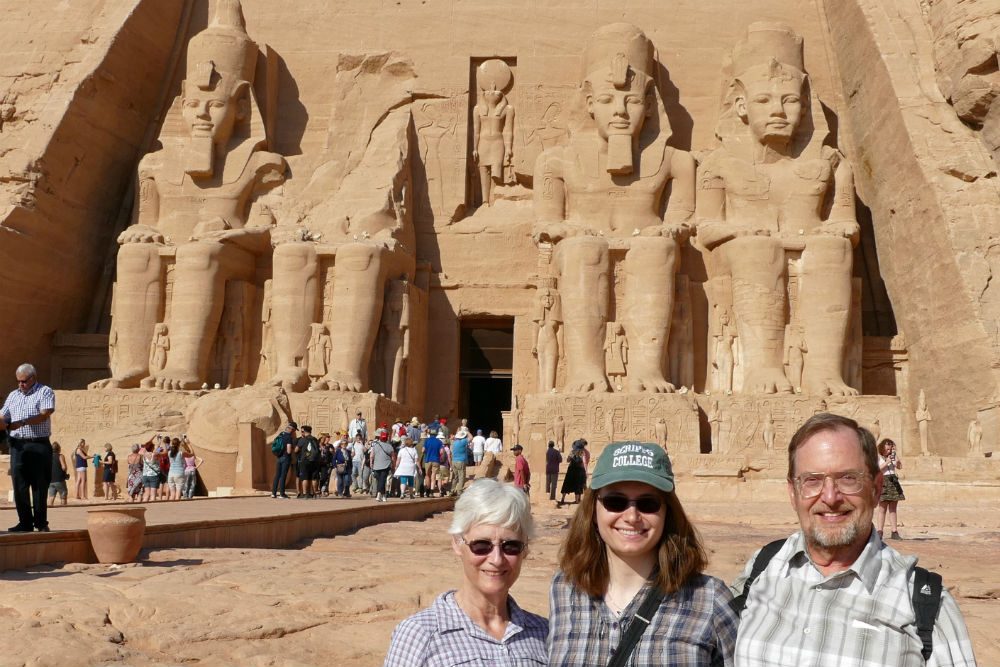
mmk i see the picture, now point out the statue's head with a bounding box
[181,0,258,176]
[732,23,807,151]
[477,59,512,107]
[582,24,655,145]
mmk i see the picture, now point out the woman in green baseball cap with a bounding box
[548,440,738,666]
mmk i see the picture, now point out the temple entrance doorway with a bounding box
[459,319,513,437]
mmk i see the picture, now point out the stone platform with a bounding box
[0,495,453,572]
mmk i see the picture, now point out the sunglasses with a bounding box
[459,536,526,557]
[598,493,664,514]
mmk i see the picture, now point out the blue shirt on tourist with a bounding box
[423,436,443,464]
[451,437,469,464]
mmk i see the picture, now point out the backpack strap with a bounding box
[606,585,667,667]
[912,566,942,662]
[730,538,787,615]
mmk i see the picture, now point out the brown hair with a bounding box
[787,412,878,479]
[558,488,707,598]
[877,438,896,457]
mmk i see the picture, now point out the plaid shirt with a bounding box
[731,530,978,667]
[548,570,738,666]
[384,590,548,667]
[1,382,55,439]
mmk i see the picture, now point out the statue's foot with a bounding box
[148,368,202,391]
[742,368,793,395]
[266,367,310,393]
[323,373,365,392]
[88,369,145,390]
[802,370,859,397]
[310,378,329,390]
[628,376,676,394]
[564,372,610,393]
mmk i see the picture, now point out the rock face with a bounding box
[4,0,1000,474]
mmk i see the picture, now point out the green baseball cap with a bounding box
[590,441,674,493]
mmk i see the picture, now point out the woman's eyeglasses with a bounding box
[597,494,663,514]
[459,536,526,556]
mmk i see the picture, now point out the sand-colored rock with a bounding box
[3,0,1000,475]
[0,497,996,666]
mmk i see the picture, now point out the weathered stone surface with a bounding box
[2,0,999,478]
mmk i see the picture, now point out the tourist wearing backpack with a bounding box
[296,425,320,499]
[731,414,976,666]
[271,422,296,499]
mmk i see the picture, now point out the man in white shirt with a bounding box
[471,429,487,465]
[348,411,367,441]
[731,412,977,667]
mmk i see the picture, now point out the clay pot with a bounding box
[87,507,146,564]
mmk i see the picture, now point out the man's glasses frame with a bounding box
[793,470,870,498]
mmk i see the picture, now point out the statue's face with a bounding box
[182,82,243,148]
[483,89,503,105]
[587,79,648,141]
[737,75,803,146]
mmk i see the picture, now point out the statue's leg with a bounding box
[725,236,792,394]
[622,236,676,393]
[555,236,610,393]
[269,242,319,392]
[154,241,253,390]
[92,243,162,388]
[325,242,386,392]
[479,165,491,206]
[799,235,858,396]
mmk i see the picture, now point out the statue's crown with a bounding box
[477,59,512,92]
[583,23,653,86]
[732,22,804,76]
[186,0,258,90]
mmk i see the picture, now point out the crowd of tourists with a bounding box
[384,413,978,667]
[46,435,205,506]
[269,413,525,502]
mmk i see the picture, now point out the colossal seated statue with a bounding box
[94,0,286,390]
[697,22,859,396]
[533,23,695,393]
[266,56,416,394]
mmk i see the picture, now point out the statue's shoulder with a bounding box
[697,146,739,188]
[137,150,165,178]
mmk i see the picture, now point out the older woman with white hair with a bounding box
[384,478,548,666]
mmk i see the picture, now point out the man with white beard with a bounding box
[731,413,977,666]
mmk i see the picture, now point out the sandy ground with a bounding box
[0,497,996,667]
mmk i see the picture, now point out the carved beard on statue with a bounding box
[607,134,633,175]
[185,135,215,179]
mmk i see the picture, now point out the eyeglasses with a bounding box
[597,494,663,514]
[459,536,526,557]
[794,470,869,498]
[16,377,33,385]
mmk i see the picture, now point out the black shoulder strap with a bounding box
[606,586,666,667]
[730,538,787,615]
[912,566,943,662]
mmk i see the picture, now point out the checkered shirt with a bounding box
[384,590,548,667]
[547,570,739,666]
[731,530,978,667]
[1,382,55,439]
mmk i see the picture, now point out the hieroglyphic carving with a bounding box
[53,390,198,432]
[415,97,465,222]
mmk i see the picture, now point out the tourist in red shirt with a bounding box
[512,444,530,492]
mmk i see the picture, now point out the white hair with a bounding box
[448,478,535,540]
[16,363,36,378]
